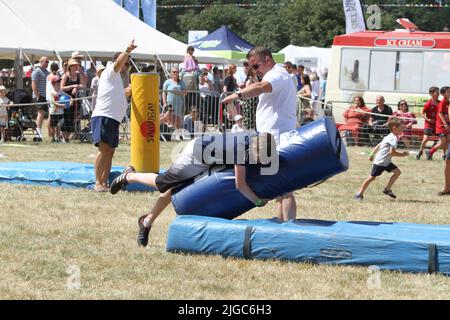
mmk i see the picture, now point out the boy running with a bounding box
[426,87,450,160]
[355,117,409,200]
[416,86,439,160]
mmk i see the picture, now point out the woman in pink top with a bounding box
[183,46,199,73]
[393,99,417,149]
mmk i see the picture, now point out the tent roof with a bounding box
[279,45,332,70]
[0,0,53,59]
[189,25,254,53]
[0,0,225,63]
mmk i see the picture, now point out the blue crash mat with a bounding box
[0,161,156,191]
[167,216,450,275]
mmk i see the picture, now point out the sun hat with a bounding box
[96,64,106,72]
[68,58,79,66]
[71,51,85,59]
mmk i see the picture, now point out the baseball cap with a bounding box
[51,75,62,84]
[206,64,213,69]
[234,115,243,121]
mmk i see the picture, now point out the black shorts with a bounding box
[155,168,196,193]
[91,116,120,148]
[49,114,64,128]
[423,128,435,136]
[35,96,48,112]
[371,163,398,177]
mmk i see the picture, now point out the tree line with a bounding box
[156,0,449,52]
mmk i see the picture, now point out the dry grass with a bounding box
[0,138,449,300]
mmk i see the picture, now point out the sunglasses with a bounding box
[251,63,262,70]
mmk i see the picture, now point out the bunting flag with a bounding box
[343,0,366,34]
[141,0,157,29]
[124,0,140,17]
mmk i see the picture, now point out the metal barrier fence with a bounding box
[326,99,434,150]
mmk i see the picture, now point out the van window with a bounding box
[340,49,370,90]
[369,51,396,91]
[422,52,450,92]
[398,52,423,93]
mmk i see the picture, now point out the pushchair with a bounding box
[7,107,37,141]
[6,89,39,141]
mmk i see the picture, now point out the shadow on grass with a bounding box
[396,199,436,204]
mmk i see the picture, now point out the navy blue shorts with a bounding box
[371,163,398,177]
[91,116,120,148]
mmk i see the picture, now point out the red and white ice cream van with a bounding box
[326,22,450,126]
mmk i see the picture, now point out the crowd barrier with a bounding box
[1,85,430,150]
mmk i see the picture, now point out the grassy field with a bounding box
[0,138,449,300]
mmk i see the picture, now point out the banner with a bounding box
[124,0,140,17]
[141,0,157,28]
[113,0,123,6]
[343,0,366,34]
[188,30,208,44]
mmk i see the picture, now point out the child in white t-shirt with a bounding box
[0,85,13,143]
[231,114,245,133]
[355,117,409,200]
[48,76,68,142]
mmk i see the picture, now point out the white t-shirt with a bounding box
[256,64,297,143]
[373,133,398,167]
[0,96,12,118]
[231,124,245,133]
[91,63,127,122]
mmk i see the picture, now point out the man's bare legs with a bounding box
[276,192,297,221]
[36,109,45,139]
[94,142,115,190]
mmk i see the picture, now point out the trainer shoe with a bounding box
[415,151,422,160]
[354,193,364,200]
[110,165,135,195]
[425,150,433,161]
[383,188,397,199]
[137,215,152,247]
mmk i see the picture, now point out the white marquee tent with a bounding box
[279,45,332,73]
[0,0,225,63]
[0,1,53,59]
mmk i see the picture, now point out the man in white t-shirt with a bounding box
[222,47,297,221]
[90,40,137,192]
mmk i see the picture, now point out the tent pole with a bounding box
[155,54,170,79]
[85,51,97,69]
[130,57,141,73]
[14,48,24,90]
[54,50,63,67]
[22,51,35,71]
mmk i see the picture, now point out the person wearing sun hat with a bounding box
[231,114,245,133]
[61,58,86,142]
